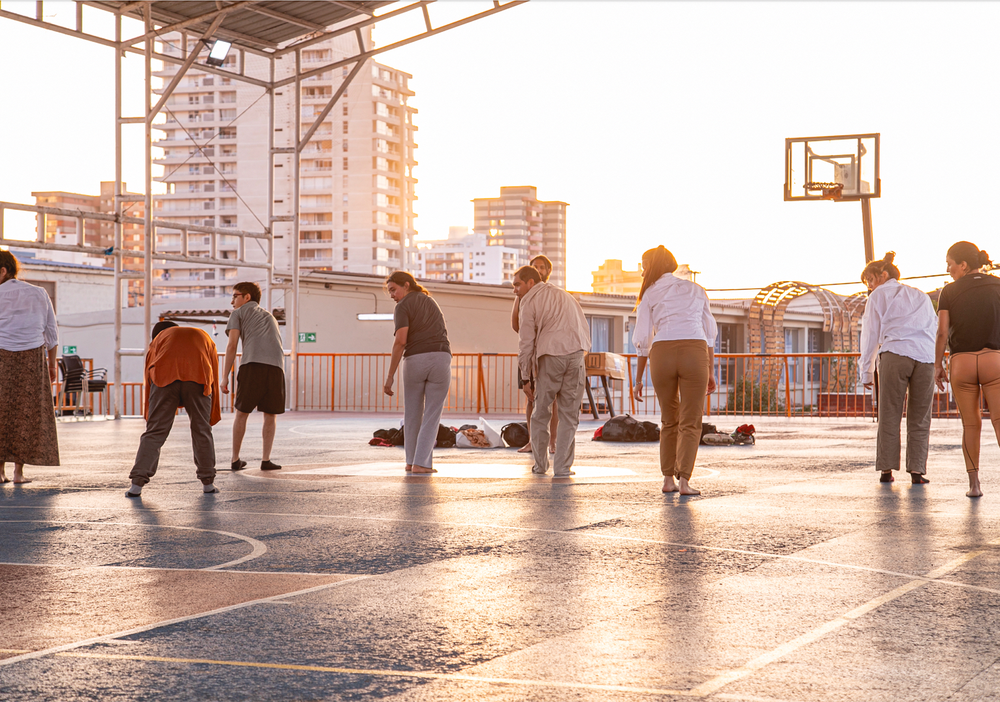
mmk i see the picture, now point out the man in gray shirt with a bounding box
[222,282,285,471]
[514,265,591,477]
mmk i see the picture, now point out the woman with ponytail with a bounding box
[858,252,938,484]
[632,246,717,495]
[383,271,452,475]
[935,241,1000,497]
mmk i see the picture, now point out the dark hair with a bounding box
[385,271,428,295]
[151,321,178,341]
[530,254,552,268]
[947,241,992,271]
[861,251,901,284]
[514,265,541,284]
[233,281,262,303]
[0,250,20,281]
[637,246,678,306]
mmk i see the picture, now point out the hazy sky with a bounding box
[3,1,997,294]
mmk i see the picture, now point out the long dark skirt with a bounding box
[0,346,60,466]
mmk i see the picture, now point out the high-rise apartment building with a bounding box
[152,30,418,299]
[416,227,518,284]
[471,186,568,288]
[33,182,147,302]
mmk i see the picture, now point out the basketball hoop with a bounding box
[804,182,844,201]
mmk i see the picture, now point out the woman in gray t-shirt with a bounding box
[382,272,452,474]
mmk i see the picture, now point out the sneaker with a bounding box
[125,490,141,498]
[554,471,576,478]
[879,472,894,483]
[231,460,248,471]
[203,485,220,494]
[261,460,282,471]
[910,473,930,484]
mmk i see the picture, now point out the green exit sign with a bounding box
[298,332,317,343]
[62,345,77,354]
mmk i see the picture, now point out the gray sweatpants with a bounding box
[531,351,586,476]
[402,352,452,468]
[130,380,216,486]
[876,351,934,474]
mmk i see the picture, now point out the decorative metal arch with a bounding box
[746,281,867,399]
[748,281,863,354]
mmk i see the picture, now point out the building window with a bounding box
[343,157,349,170]
[342,121,348,134]
[342,212,348,224]
[343,250,348,260]
[343,230,348,241]
[343,104,348,116]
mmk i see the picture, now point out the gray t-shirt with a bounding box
[226,301,284,368]
[393,292,451,357]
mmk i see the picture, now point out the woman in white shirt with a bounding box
[632,246,717,495]
[0,251,60,484]
[858,252,937,484]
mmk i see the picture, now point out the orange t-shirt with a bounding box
[144,326,221,425]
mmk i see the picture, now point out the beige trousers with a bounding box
[650,340,709,480]
[531,351,586,476]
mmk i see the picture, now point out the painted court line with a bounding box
[2,511,999,597]
[0,562,348,578]
[689,549,986,696]
[0,520,266,571]
[0,575,368,668]
[51,651,695,697]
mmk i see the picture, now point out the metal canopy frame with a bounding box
[0,0,525,418]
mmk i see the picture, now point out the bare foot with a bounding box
[405,464,412,472]
[678,477,700,496]
[13,478,32,485]
[410,465,437,474]
[662,477,678,493]
[968,471,982,498]
[517,443,533,453]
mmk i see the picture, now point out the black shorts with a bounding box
[235,362,286,414]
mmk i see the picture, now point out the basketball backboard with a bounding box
[784,133,880,201]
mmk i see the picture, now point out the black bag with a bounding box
[501,422,530,448]
[640,420,660,441]
[436,424,457,448]
[596,414,657,442]
[373,427,404,446]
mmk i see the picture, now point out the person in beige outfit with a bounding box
[513,265,592,477]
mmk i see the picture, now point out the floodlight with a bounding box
[206,39,232,67]
[357,314,394,321]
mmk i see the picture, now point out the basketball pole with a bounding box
[861,197,874,263]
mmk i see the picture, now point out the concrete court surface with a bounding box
[2,411,1000,702]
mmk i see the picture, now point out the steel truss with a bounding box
[0,0,525,417]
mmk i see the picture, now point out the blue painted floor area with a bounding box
[2,413,1000,701]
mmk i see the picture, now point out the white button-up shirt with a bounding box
[0,279,58,352]
[858,278,937,385]
[633,274,717,357]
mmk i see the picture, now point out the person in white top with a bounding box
[858,252,937,484]
[0,251,60,485]
[632,246,717,495]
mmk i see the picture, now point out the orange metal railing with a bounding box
[78,352,970,420]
